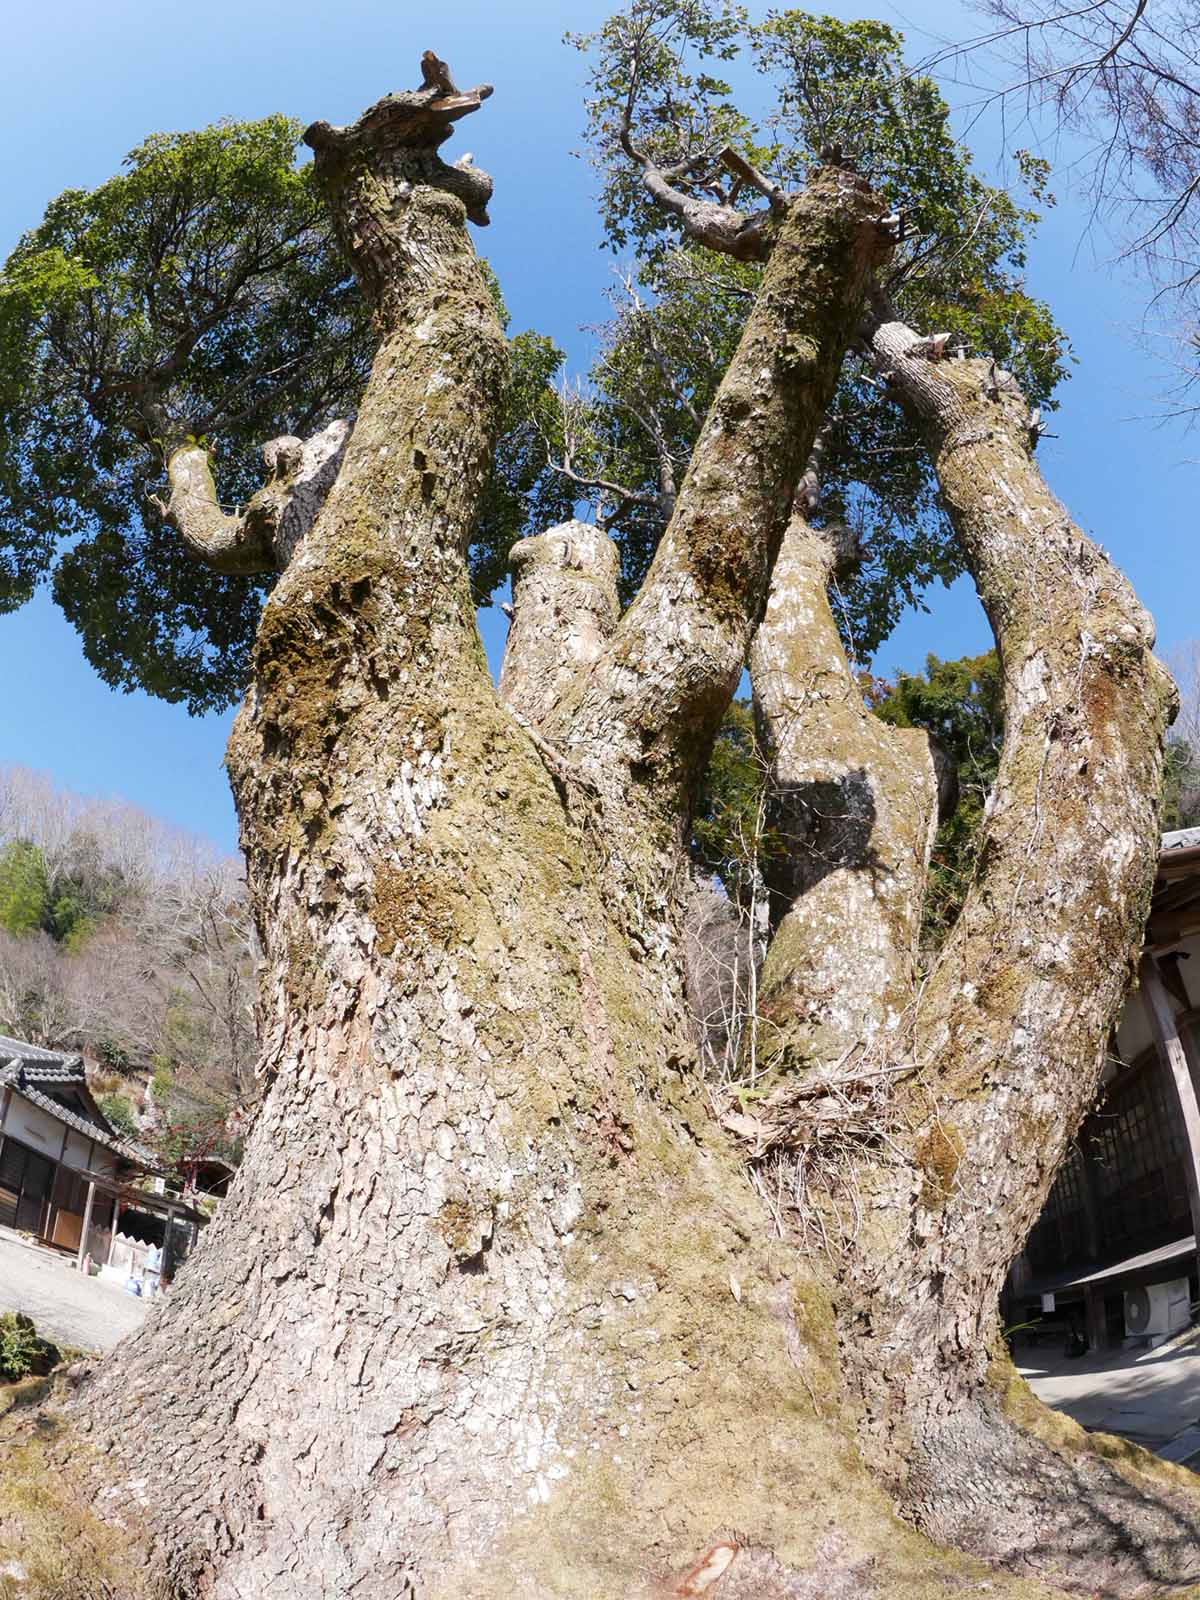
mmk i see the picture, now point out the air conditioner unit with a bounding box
[1124,1278,1192,1342]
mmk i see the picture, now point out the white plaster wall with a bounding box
[1115,1002,1153,1069]
[1169,933,1200,1007]
[63,1128,94,1171]
[0,1093,116,1176]
[3,1095,65,1159]
[1114,933,1200,1071]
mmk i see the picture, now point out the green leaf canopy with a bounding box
[0,115,373,711]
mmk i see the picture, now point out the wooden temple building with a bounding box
[1009,828,1200,1349]
[0,1035,206,1278]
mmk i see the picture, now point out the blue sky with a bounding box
[1,0,1195,854]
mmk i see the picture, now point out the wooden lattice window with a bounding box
[1087,1055,1189,1254]
[1026,1143,1087,1270]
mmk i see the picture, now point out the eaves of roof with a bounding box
[8,1081,133,1161]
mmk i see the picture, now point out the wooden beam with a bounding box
[1148,908,1200,947]
[75,1179,96,1273]
[163,1206,177,1281]
[1139,956,1200,1275]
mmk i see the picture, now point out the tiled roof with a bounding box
[1162,827,1200,853]
[12,1080,131,1159]
[0,1034,82,1074]
[0,1034,156,1171]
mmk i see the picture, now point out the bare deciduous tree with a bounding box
[933,0,1200,402]
[0,767,257,1106]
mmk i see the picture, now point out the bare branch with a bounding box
[716,146,789,212]
[550,165,894,816]
[154,417,351,576]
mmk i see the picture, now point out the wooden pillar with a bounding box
[163,1206,177,1279]
[1083,1282,1109,1352]
[75,1179,96,1272]
[107,1197,121,1265]
[46,1126,70,1244]
[1139,956,1200,1269]
[1174,1008,1200,1107]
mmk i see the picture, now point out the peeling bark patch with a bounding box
[674,1538,740,1594]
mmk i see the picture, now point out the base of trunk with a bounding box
[63,1194,1200,1600]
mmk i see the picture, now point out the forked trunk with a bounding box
[71,75,1200,1600]
[79,80,945,1600]
[750,511,940,1074]
[747,307,1193,1583]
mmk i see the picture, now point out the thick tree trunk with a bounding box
[795,310,1196,1582]
[64,76,1200,1600]
[75,83,959,1600]
[749,511,939,1075]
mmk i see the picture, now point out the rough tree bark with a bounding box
[155,419,353,575]
[749,510,941,1076]
[64,61,1200,1600]
[728,286,1199,1591]
[829,301,1191,1572]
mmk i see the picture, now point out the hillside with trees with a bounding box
[0,765,254,1163]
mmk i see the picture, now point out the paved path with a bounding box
[0,1229,147,1353]
[1019,1325,1200,1465]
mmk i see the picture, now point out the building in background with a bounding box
[0,1034,206,1278]
[1010,829,1200,1349]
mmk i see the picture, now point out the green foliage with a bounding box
[0,112,584,701]
[94,1037,133,1074]
[48,831,132,946]
[0,840,49,938]
[568,0,751,263]
[1163,735,1200,830]
[472,331,578,604]
[691,655,1006,929]
[0,21,1072,711]
[0,115,375,712]
[872,650,1004,943]
[149,1063,175,1103]
[561,6,1070,650]
[153,1107,238,1190]
[96,1091,138,1139]
[0,830,137,946]
[690,699,764,897]
[0,1313,58,1382]
[695,644,1191,957]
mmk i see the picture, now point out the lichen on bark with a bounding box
[48,59,1200,1600]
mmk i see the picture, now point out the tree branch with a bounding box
[153,418,351,576]
[716,146,789,212]
[544,456,659,528]
[842,291,1177,1496]
[638,159,780,262]
[551,165,895,815]
[498,521,621,738]
[750,511,940,1080]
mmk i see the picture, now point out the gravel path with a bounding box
[0,1228,148,1353]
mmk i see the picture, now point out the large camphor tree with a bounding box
[3,11,1200,1599]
